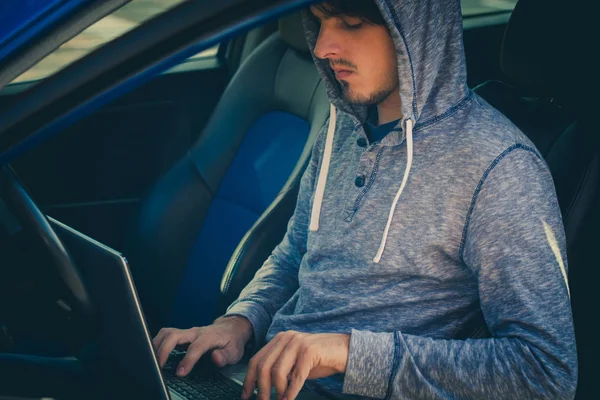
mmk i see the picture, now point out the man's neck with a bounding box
[376,89,402,126]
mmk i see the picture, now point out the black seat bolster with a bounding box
[474,80,575,156]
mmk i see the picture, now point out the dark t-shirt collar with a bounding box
[363,106,401,144]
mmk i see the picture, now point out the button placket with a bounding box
[342,157,368,222]
[342,146,385,223]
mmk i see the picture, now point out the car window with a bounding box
[10,0,219,85]
[461,0,518,16]
[10,0,515,85]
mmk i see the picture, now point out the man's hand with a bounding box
[242,331,350,400]
[152,315,253,377]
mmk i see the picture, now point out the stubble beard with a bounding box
[340,79,399,106]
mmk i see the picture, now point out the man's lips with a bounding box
[334,69,354,79]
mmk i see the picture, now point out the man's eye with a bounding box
[342,20,363,30]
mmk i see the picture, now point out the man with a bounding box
[152,0,578,399]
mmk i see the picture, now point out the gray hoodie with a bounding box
[225,0,578,398]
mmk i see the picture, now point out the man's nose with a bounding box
[313,26,341,59]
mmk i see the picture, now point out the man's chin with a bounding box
[343,90,377,106]
[341,82,398,107]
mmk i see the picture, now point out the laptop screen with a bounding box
[49,217,171,400]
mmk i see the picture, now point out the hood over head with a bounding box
[301,0,470,130]
[302,0,472,263]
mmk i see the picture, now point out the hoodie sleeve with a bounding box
[342,146,578,400]
[224,119,329,350]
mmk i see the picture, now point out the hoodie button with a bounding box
[355,175,366,188]
[357,138,367,148]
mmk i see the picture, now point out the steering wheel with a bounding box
[0,165,93,322]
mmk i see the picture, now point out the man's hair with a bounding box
[313,0,386,26]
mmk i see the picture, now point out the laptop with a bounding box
[49,217,331,400]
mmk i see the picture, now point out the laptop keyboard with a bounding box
[163,350,254,400]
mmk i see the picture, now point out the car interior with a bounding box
[0,0,595,398]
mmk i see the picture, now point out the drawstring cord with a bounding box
[373,118,414,263]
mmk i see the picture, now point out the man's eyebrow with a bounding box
[309,7,331,21]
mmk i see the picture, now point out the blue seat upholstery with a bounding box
[171,112,310,327]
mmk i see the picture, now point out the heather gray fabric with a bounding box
[224,0,577,398]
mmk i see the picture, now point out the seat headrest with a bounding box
[279,12,310,53]
[500,0,587,103]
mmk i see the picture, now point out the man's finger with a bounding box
[152,328,170,351]
[257,333,296,400]
[242,333,285,400]
[157,329,196,368]
[271,340,300,400]
[283,352,311,400]
[176,335,213,377]
[211,348,233,368]
[157,332,181,368]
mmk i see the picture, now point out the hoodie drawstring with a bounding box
[309,105,415,264]
[374,118,413,263]
[309,104,337,232]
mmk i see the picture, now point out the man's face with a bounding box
[309,5,399,106]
